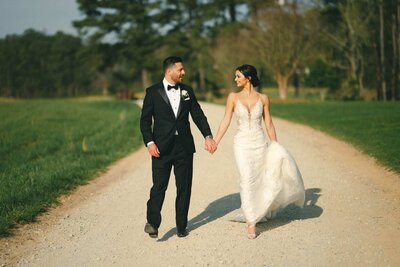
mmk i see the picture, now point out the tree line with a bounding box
[0,30,95,97]
[0,0,398,101]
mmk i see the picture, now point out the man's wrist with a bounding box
[147,141,155,146]
[205,135,213,140]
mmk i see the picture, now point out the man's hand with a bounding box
[147,143,160,157]
[205,138,217,154]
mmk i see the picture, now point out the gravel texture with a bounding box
[1,102,399,267]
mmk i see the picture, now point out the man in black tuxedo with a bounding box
[140,56,216,238]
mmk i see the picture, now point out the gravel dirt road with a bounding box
[1,102,399,267]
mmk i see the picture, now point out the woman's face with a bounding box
[234,70,249,88]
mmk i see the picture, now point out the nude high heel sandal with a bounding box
[247,223,257,239]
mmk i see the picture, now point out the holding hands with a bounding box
[205,137,217,154]
[148,138,217,157]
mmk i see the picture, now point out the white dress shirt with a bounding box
[163,78,180,118]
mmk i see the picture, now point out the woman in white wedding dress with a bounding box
[214,64,305,239]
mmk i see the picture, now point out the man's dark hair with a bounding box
[163,56,183,73]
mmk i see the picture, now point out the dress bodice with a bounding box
[234,98,264,133]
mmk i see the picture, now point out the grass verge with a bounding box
[271,101,400,173]
[0,99,142,236]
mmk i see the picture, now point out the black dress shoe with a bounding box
[144,223,158,238]
[177,229,189,238]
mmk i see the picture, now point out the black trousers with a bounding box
[147,137,194,232]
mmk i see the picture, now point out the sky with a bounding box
[0,0,82,37]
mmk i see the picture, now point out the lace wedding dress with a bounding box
[233,98,305,223]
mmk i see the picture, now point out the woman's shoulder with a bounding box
[259,93,271,105]
[228,91,238,97]
[227,92,239,102]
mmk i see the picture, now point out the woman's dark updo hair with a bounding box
[236,64,260,87]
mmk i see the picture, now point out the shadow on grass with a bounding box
[157,188,322,241]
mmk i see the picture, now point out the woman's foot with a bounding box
[247,223,256,239]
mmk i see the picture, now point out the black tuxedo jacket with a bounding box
[140,82,212,155]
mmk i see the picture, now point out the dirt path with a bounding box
[1,102,400,267]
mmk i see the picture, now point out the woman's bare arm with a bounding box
[261,94,277,142]
[214,92,236,145]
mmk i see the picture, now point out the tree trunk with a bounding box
[373,39,382,100]
[196,52,206,93]
[249,1,260,22]
[228,2,236,22]
[348,51,358,82]
[358,56,365,96]
[198,67,206,92]
[141,68,151,90]
[379,0,387,101]
[276,73,289,99]
[293,71,300,97]
[392,4,398,101]
[397,0,400,100]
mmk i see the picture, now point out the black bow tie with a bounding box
[167,84,179,90]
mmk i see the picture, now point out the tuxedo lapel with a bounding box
[177,94,183,118]
[156,82,178,119]
[157,83,170,107]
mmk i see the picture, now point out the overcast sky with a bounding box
[0,0,82,37]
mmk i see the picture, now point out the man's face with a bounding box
[167,62,185,84]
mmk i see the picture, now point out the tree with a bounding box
[391,0,399,101]
[317,1,374,99]
[211,25,254,92]
[317,0,400,101]
[151,0,246,95]
[250,2,317,99]
[379,0,387,101]
[0,30,96,97]
[74,0,163,90]
[73,0,251,96]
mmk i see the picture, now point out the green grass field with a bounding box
[271,101,400,173]
[0,99,143,236]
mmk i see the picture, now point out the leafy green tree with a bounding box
[316,0,399,101]
[317,0,374,99]
[72,0,249,97]
[154,0,245,95]
[0,30,96,97]
[74,0,163,90]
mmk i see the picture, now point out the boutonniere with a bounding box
[181,89,190,100]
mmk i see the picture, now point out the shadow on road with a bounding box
[157,193,241,241]
[158,188,322,241]
[257,188,323,236]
